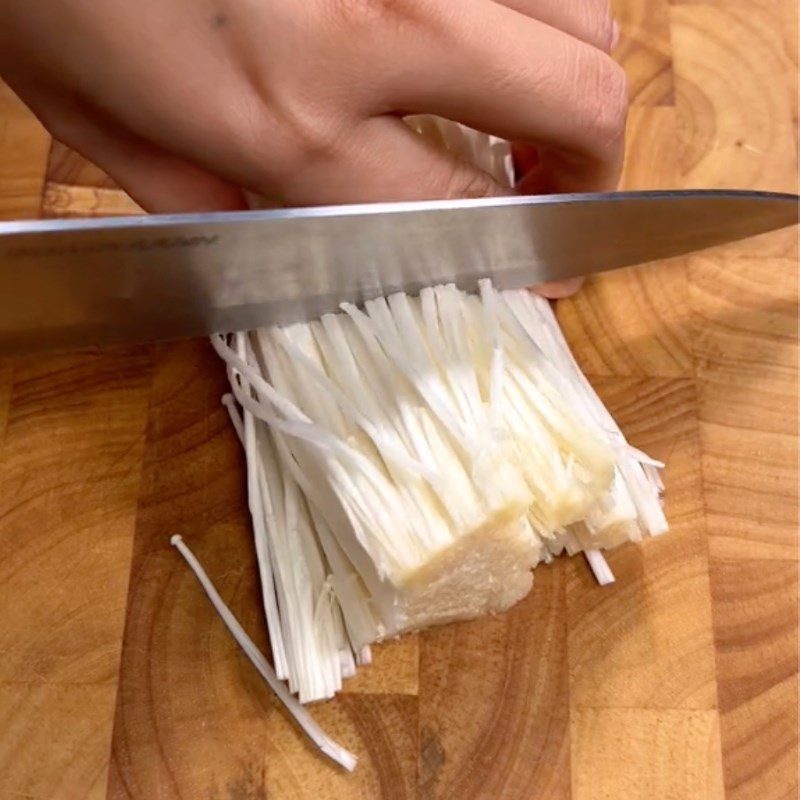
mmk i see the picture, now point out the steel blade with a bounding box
[0,189,795,352]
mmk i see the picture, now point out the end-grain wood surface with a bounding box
[0,2,797,798]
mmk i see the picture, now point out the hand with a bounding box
[0,0,627,295]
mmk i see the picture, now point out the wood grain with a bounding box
[47,140,120,190]
[670,4,799,797]
[419,563,571,800]
[571,708,725,800]
[0,348,153,799]
[567,378,718,712]
[0,361,11,440]
[671,2,798,193]
[612,0,674,105]
[0,0,797,797]
[691,255,798,563]
[106,341,264,800]
[0,81,50,221]
[42,182,142,218]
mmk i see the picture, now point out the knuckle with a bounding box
[440,165,499,200]
[324,0,423,28]
[286,111,346,163]
[590,3,616,51]
[564,0,614,51]
[227,97,348,193]
[581,54,629,152]
[256,98,348,168]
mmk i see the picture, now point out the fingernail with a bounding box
[611,20,621,50]
[531,277,585,300]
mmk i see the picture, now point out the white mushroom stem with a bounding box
[583,549,616,586]
[170,535,357,772]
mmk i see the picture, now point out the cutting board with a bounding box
[0,2,797,798]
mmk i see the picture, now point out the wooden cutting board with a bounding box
[0,2,797,798]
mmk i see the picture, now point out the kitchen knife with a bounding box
[0,189,796,353]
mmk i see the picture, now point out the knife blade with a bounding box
[0,189,796,353]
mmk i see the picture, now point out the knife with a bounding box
[0,189,796,353]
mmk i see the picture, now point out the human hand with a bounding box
[0,0,627,295]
